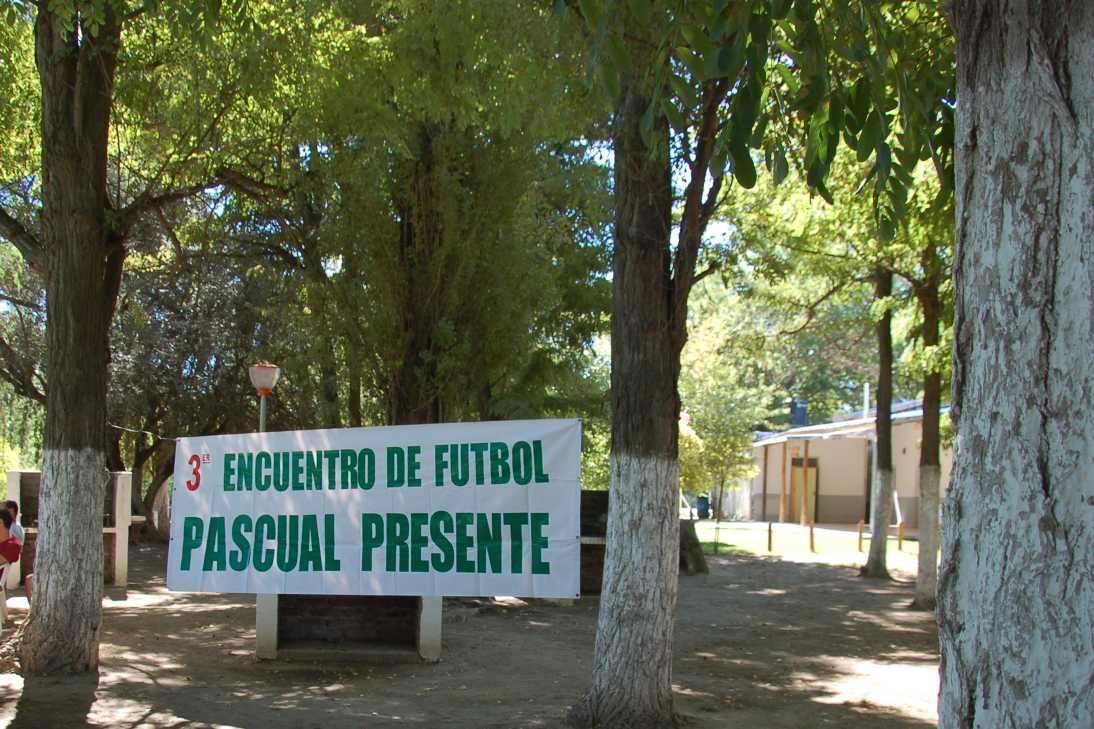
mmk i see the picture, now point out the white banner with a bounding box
[167,418,581,598]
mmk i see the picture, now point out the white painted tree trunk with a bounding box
[913,465,940,610]
[151,477,172,541]
[864,269,894,579]
[940,2,1094,726]
[22,449,107,672]
[572,63,684,729]
[20,3,122,674]
[863,468,893,578]
[586,454,680,728]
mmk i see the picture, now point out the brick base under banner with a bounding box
[581,543,605,595]
[278,595,419,646]
[259,594,441,663]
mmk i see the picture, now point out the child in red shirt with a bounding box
[0,508,21,568]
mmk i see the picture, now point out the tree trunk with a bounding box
[342,252,365,429]
[940,2,1094,725]
[106,431,125,471]
[863,268,893,579]
[912,253,942,611]
[679,519,708,576]
[129,429,159,518]
[143,448,175,518]
[318,338,342,428]
[149,477,172,542]
[144,452,175,542]
[131,433,145,517]
[573,74,682,729]
[347,342,363,427]
[389,126,445,427]
[20,5,123,674]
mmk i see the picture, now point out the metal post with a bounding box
[800,439,811,525]
[779,442,788,523]
[713,477,725,555]
[867,435,876,531]
[255,392,277,659]
[760,445,769,521]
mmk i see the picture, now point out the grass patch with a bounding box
[700,540,747,556]
[692,521,922,566]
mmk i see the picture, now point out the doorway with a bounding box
[790,457,819,524]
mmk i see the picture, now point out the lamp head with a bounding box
[248,362,281,397]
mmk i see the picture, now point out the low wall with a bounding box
[579,491,609,595]
[279,595,419,646]
[5,470,131,589]
[750,493,782,521]
[17,531,117,585]
[817,494,867,524]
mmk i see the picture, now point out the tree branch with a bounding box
[776,278,857,336]
[672,78,731,330]
[0,292,44,312]
[115,180,222,234]
[215,167,291,199]
[153,206,186,261]
[692,261,720,286]
[217,236,303,270]
[698,170,726,232]
[0,332,45,403]
[0,208,45,271]
[123,1,151,24]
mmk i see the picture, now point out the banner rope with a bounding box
[108,423,178,442]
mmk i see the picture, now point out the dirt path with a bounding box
[0,543,938,728]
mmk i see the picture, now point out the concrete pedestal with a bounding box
[418,596,442,662]
[255,593,279,659]
[256,594,444,662]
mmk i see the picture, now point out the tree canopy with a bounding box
[0,0,961,692]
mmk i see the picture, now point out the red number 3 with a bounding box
[186,454,201,492]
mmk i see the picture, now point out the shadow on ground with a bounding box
[7,673,98,729]
[0,543,939,729]
[672,552,938,728]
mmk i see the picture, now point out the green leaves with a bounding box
[768,145,789,185]
[669,73,698,109]
[679,278,780,484]
[4,2,28,27]
[578,0,608,32]
[572,0,955,244]
[727,76,762,188]
[663,98,687,132]
[628,0,654,26]
[731,146,757,189]
[857,109,884,161]
[713,32,747,80]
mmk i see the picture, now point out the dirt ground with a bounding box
[0,540,939,729]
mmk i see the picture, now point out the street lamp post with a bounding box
[249,362,280,659]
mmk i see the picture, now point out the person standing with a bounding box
[0,508,21,571]
[1,502,26,599]
[3,501,23,545]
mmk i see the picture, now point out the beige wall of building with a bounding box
[744,413,952,527]
[891,421,954,529]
